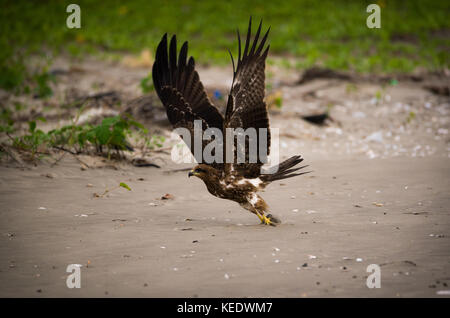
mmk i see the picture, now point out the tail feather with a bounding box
[261,155,311,182]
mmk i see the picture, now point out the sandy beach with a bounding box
[0,58,449,297]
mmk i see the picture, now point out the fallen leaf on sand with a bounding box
[161,193,174,200]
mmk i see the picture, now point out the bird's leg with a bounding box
[255,212,265,223]
[243,194,281,226]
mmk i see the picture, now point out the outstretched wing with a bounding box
[224,18,271,178]
[152,34,224,166]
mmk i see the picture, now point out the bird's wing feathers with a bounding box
[224,18,271,178]
[152,34,224,167]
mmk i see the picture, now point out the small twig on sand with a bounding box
[74,156,91,169]
[0,143,25,167]
[130,157,161,168]
[52,146,78,155]
[53,146,90,168]
[50,149,67,167]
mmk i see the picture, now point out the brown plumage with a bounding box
[153,18,310,225]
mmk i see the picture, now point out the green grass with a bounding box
[1,0,449,91]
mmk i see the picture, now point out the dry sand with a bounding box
[0,57,449,297]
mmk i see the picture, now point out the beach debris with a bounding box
[302,112,332,126]
[308,255,317,259]
[297,66,351,84]
[352,111,366,119]
[436,290,450,295]
[161,193,174,200]
[131,158,160,168]
[224,273,230,280]
[38,207,47,210]
[366,150,377,159]
[213,90,223,100]
[429,234,445,238]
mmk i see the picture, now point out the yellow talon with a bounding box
[261,214,278,226]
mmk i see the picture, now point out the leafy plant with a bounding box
[33,69,55,98]
[49,115,146,157]
[140,74,154,94]
[11,117,49,160]
[0,111,158,163]
[274,95,283,109]
[0,108,15,134]
[147,135,165,149]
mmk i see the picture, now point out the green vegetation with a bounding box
[0,109,155,162]
[1,0,449,92]
[119,182,132,191]
[140,74,155,94]
[94,182,132,198]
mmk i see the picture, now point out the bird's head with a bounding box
[188,164,213,180]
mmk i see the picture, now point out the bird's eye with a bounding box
[195,168,205,173]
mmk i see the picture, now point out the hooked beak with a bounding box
[188,170,194,178]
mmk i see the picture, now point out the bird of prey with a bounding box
[152,18,309,226]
